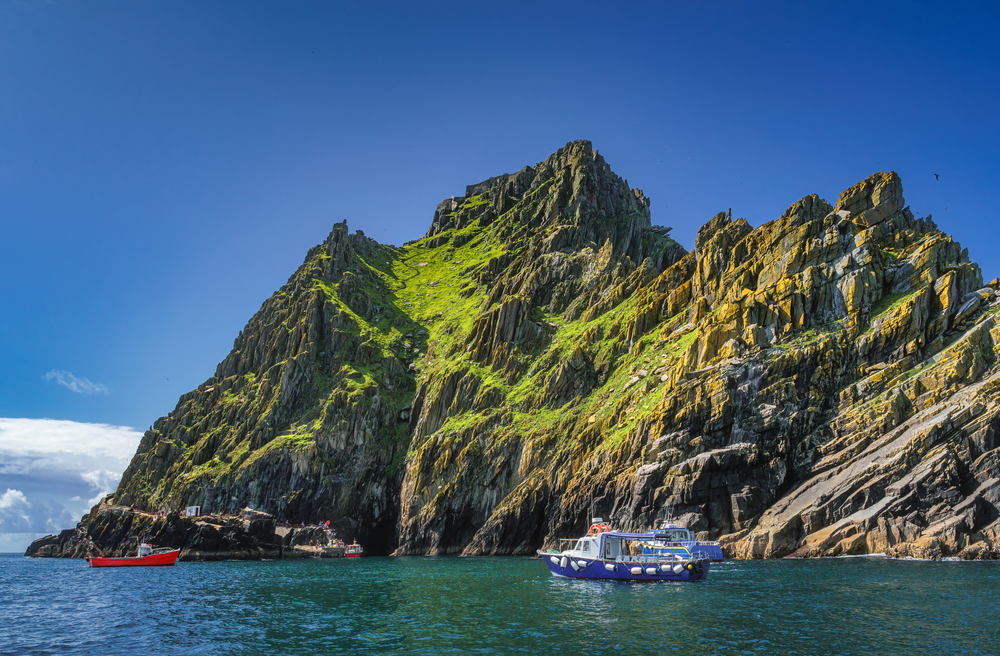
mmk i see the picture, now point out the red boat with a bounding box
[87,543,180,567]
[345,543,363,558]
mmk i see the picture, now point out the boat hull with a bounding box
[87,550,180,567]
[345,552,361,559]
[540,554,708,582]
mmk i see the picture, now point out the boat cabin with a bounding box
[561,519,692,563]
[651,525,695,543]
[563,518,610,557]
[568,536,599,557]
[137,543,154,558]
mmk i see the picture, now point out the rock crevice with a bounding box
[36,142,1000,562]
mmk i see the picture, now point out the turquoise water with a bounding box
[2,553,998,655]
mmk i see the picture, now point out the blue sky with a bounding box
[1,0,998,550]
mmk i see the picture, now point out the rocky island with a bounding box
[29,140,1000,561]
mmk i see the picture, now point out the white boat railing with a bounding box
[613,555,697,564]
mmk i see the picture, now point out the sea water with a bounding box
[1,553,998,655]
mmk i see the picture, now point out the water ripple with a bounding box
[1,555,998,655]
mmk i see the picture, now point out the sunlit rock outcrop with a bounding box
[35,141,1000,560]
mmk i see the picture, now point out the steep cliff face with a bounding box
[395,141,685,554]
[77,141,1000,559]
[114,223,415,552]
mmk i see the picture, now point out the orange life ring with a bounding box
[588,523,608,536]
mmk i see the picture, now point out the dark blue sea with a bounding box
[2,553,998,655]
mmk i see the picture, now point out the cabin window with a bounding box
[581,540,590,553]
[574,540,584,551]
[604,538,621,559]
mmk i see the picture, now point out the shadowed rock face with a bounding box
[42,141,1000,560]
[25,500,346,561]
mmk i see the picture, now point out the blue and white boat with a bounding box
[638,521,724,562]
[538,518,709,582]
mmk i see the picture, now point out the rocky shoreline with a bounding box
[28,496,999,562]
[30,141,1000,563]
[25,497,346,561]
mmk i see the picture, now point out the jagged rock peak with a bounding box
[835,170,904,227]
[49,145,1000,566]
[424,140,664,262]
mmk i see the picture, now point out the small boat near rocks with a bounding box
[87,543,180,568]
[538,518,709,582]
[345,543,363,558]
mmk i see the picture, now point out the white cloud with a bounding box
[44,370,110,395]
[0,489,32,530]
[81,469,122,505]
[0,488,30,511]
[0,418,140,462]
[0,418,142,552]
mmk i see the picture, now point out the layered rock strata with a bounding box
[40,141,1000,560]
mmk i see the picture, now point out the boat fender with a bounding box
[687,563,693,571]
[660,564,672,572]
[570,560,580,571]
[560,556,568,569]
[577,561,588,569]
[672,564,684,574]
[605,563,616,572]
[550,556,560,566]
[630,566,642,576]
[645,567,658,576]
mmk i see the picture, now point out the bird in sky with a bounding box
[934,173,940,180]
